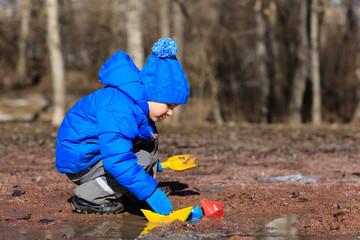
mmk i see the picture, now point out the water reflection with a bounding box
[0,224,66,240]
[140,222,166,235]
[254,214,301,240]
[0,213,314,239]
[1,214,150,239]
[60,214,148,239]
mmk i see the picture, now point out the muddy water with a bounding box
[0,214,316,239]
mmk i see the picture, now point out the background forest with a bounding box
[0,0,359,126]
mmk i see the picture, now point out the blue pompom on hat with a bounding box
[151,38,178,58]
[140,38,189,104]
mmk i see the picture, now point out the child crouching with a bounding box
[55,38,189,215]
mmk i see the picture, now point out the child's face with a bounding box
[148,101,178,122]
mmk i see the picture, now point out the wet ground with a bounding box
[2,121,360,239]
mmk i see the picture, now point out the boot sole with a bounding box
[71,201,124,215]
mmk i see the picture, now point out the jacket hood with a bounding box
[98,51,149,116]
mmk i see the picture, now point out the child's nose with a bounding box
[167,109,173,116]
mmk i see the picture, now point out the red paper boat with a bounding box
[201,200,224,218]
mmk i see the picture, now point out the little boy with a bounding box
[55,38,189,216]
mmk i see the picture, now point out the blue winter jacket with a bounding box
[56,51,158,200]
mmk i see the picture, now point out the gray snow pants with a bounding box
[66,139,158,205]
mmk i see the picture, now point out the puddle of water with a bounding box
[3,213,359,239]
[253,214,303,240]
[61,214,149,239]
[0,214,302,240]
[0,224,65,240]
[0,214,149,240]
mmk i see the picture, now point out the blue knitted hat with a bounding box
[140,38,189,104]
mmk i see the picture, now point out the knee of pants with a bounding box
[135,150,155,170]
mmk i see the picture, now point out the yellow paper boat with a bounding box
[141,206,193,222]
[161,155,198,172]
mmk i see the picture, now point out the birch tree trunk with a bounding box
[310,0,322,124]
[46,0,66,126]
[288,0,308,124]
[255,0,270,123]
[126,0,144,69]
[16,0,30,86]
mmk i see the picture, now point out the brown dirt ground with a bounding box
[2,121,360,239]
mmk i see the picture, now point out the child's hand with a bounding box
[145,188,172,215]
[157,160,163,172]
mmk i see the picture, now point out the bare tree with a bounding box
[159,0,174,125]
[16,0,30,86]
[160,0,171,37]
[288,0,308,124]
[126,0,144,69]
[207,62,224,125]
[161,0,185,125]
[345,0,360,123]
[111,1,128,54]
[255,0,270,123]
[353,71,360,123]
[172,1,184,61]
[46,0,66,126]
[310,0,322,124]
[171,0,185,124]
[267,0,285,122]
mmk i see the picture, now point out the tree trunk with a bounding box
[16,0,30,86]
[288,0,308,124]
[310,0,322,124]
[160,0,170,37]
[162,0,185,125]
[209,75,224,125]
[318,0,328,51]
[126,0,144,69]
[267,1,285,122]
[111,0,124,55]
[346,0,360,123]
[170,0,185,124]
[173,1,184,61]
[46,0,66,126]
[255,0,270,123]
[353,69,360,123]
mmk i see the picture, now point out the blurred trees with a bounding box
[0,0,359,125]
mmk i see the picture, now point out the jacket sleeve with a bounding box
[96,104,157,200]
